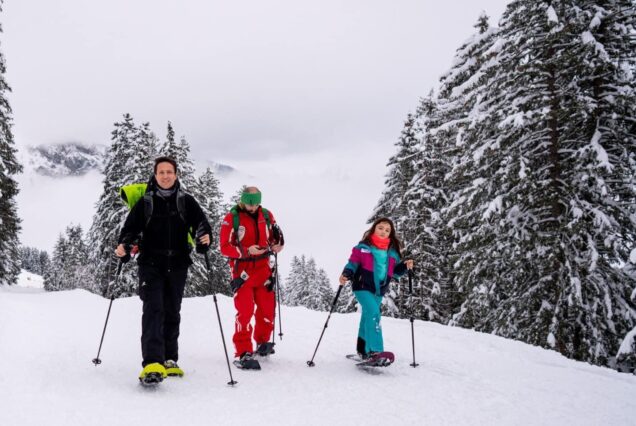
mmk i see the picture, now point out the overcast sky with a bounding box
[4,0,509,164]
[5,0,511,279]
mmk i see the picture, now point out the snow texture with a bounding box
[1,274,635,426]
[546,6,558,24]
[618,327,636,357]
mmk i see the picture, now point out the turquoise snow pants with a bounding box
[354,290,383,353]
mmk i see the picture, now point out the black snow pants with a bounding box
[138,264,188,367]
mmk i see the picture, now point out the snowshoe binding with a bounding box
[346,351,395,367]
[255,342,276,357]
[233,352,261,370]
[164,360,184,377]
[139,362,167,386]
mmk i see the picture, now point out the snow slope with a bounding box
[1,278,634,426]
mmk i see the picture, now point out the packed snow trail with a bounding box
[1,278,635,426]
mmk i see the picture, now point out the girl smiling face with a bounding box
[373,221,391,239]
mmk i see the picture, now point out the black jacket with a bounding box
[118,177,211,269]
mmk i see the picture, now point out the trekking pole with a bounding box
[306,284,343,367]
[274,253,283,340]
[408,270,419,368]
[92,257,126,366]
[204,252,237,386]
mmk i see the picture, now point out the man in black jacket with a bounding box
[115,156,211,385]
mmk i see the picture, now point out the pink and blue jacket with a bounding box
[341,242,407,296]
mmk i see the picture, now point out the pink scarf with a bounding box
[370,234,390,250]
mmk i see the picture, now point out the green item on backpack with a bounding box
[120,183,148,209]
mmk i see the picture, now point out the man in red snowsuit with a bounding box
[219,187,284,367]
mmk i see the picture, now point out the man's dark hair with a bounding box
[154,156,178,174]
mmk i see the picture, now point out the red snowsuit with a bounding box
[219,206,280,357]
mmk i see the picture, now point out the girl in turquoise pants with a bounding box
[339,217,414,358]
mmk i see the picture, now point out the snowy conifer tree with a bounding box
[284,256,334,311]
[415,14,501,322]
[187,167,230,296]
[446,1,636,366]
[88,114,146,296]
[306,261,335,311]
[336,282,358,313]
[283,256,304,305]
[44,233,68,291]
[19,246,50,276]
[371,112,421,225]
[0,3,22,286]
[45,225,90,291]
[128,121,159,184]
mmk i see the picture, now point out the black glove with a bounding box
[196,241,209,254]
[230,277,245,293]
[272,224,284,246]
[195,223,211,254]
[230,271,249,293]
[265,274,276,292]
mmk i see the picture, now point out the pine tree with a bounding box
[418,14,501,323]
[0,2,22,286]
[305,260,335,311]
[44,234,69,292]
[284,256,334,311]
[446,1,636,366]
[336,283,358,313]
[87,114,145,296]
[129,121,159,184]
[187,167,230,296]
[371,112,421,225]
[19,246,50,276]
[44,225,90,291]
[283,255,305,305]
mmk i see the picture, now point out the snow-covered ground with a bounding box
[1,273,634,426]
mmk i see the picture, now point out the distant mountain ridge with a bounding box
[25,143,106,177]
[22,143,237,178]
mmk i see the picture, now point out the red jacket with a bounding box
[219,206,280,278]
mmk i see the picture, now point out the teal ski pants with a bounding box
[354,290,383,353]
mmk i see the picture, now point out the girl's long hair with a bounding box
[361,217,403,257]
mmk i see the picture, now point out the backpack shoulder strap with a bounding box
[143,192,154,228]
[230,206,240,233]
[261,207,271,228]
[230,206,241,246]
[176,189,187,224]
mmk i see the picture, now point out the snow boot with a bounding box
[233,352,261,370]
[164,360,184,377]
[139,362,167,385]
[256,342,276,357]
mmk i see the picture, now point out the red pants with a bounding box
[232,266,275,357]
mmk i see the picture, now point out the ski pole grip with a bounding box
[408,269,414,294]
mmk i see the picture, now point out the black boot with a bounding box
[256,342,276,357]
[356,337,367,358]
[234,352,261,370]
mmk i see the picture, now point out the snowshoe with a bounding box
[361,351,395,367]
[233,352,261,370]
[164,360,184,377]
[255,342,276,357]
[139,362,167,386]
[346,351,394,367]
